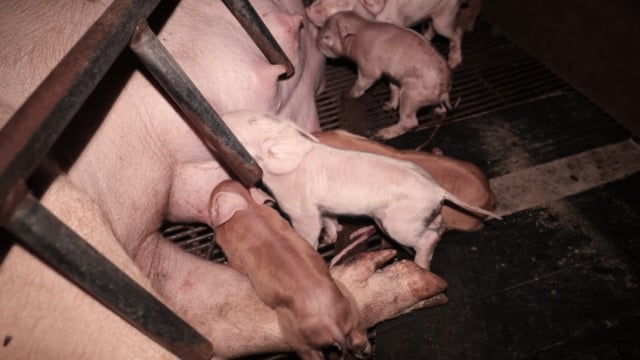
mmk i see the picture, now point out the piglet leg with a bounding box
[291,211,324,249]
[375,85,420,139]
[321,216,342,244]
[383,83,400,111]
[431,11,463,68]
[413,214,445,270]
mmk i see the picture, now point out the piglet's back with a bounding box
[352,18,448,80]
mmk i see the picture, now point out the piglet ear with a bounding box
[261,135,313,175]
[210,191,249,227]
[336,16,354,40]
[360,0,386,14]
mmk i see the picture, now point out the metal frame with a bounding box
[0,0,294,358]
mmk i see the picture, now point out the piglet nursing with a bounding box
[223,111,500,270]
[210,180,370,360]
[316,11,452,139]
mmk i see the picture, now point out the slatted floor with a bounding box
[165,18,640,360]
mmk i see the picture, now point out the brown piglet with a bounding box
[317,11,452,140]
[209,180,370,360]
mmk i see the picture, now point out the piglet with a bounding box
[317,11,452,140]
[222,111,501,270]
[313,130,497,232]
[306,0,463,68]
[209,180,370,360]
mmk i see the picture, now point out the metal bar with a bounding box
[130,21,262,187]
[0,0,161,221]
[222,0,295,78]
[3,193,214,360]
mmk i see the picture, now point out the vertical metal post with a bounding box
[222,0,295,78]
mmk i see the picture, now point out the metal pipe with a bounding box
[222,0,295,79]
[0,0,161,221]
[130,21,263,187]
[3,193,214,360]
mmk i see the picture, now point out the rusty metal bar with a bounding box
[222,0,295,79]
[3,193,214,360]
[130,21,263,187]
[0,0,161,220]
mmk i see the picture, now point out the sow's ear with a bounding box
[261,135,314,175]
[210,191,249,227]
[360,0,386,14]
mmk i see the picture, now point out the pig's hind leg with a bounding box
[383,83,400,111]
[375,81,422,139]
[412,214,445,270]
[376,203,444,270]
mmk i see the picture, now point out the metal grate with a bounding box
[317,20,574,134]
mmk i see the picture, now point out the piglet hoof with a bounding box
[448,55,462,69]
[331,250,448,328]
[322,232,337,245]
[382,100,399,111]
[374,124,412,140]
[431,147,444,156]
[347,87,365,99]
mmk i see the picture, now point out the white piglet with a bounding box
[224,111,500,270]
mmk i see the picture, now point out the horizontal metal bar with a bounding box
[4,194,214,360]
[222,0,295,79]
[130,21,263,187]
[0,0,162,220]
